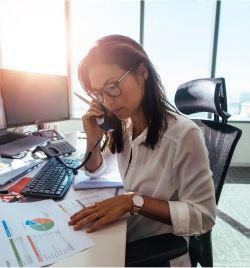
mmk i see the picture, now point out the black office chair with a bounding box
[125,77,242,267]
[175,77,242,267]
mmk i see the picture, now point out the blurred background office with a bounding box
[0,0,249,164]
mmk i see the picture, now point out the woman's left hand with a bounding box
[68,193,134,233]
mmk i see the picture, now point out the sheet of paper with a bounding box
[64,182,125,202]
[58,191,114,216]
[0,199,95,267]
[57,191,130,231]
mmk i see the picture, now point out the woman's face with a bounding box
[88,63,146,121]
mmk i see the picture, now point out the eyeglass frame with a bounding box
[87,66,134,103]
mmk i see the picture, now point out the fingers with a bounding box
[68,203,110,231]
[81,99,105,139]
[68,195,132,232]
[89,100,104,115]
[87,217,108,233]
[68,207,94,225]
[83,100,104,118]
[73,213,98,231]
[84,108,104,118]
[72,212,110,233]
[69,205,96,220]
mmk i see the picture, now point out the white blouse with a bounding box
[84,112,216,267]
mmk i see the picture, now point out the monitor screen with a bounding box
[0,69,70,128]
[0,90,7,131]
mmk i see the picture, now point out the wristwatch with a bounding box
[130,192,144,216]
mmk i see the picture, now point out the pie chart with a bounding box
[25,218,54,231]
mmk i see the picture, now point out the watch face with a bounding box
[134,195,144,207]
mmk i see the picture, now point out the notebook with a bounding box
[74,170,123,189]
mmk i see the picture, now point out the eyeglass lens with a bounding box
[89,83,121,103]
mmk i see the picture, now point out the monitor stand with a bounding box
[37,124,47,131]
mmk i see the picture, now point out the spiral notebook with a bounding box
[74,170,123,189]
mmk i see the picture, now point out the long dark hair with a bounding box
[78,35,177,154]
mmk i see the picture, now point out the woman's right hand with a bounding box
[82,100,105,142]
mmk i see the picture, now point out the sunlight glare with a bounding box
[0,0,66,75]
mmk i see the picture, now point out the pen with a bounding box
[9,194,22,203]
[0,190,12,195]
[74,92,91,105]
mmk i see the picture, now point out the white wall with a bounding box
[52,119,250,167]
[228,122,250,166]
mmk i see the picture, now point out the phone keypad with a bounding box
[51,139,76,154]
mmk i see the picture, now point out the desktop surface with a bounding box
[0,143,127,267]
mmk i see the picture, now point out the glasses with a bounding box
[88,67,134,103]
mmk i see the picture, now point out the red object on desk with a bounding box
[0,177,32,203]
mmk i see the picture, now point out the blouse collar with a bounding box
[127,121,148,145]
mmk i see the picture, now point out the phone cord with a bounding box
[55,131,106,175]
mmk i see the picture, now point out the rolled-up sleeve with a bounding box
[169,125,216,236]
[82,147,118,178]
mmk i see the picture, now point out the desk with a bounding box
[0,143,127,267]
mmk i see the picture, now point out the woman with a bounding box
[68,35,216,267]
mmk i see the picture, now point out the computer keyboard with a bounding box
[0,132,25,146]
[20,157,79,199]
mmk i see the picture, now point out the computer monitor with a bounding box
[0,69,70,130]
[0,88,7,130]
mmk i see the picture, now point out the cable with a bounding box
[55,131,107,175]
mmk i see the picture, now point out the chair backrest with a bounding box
[175,78,242,203]
[193,120,242,205]
[188,120,241,267]
[175,77,231,123]
[175,78,242,267]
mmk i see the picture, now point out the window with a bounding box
[0,0,66,75]
[216,1,250,120]
[144,0,215,118]
[1,1,249,122]
[70,1,140,117]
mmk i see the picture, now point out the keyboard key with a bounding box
[60,176,69,187]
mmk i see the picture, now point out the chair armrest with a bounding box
[125,233,188,267]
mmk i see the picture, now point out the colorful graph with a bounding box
[25,218,54,231]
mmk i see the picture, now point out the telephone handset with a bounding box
[96,105,117,131]
[73,92,117,131]
[32,129,76,158]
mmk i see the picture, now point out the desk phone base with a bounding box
[20,157,79,199]
[32,129,76,157]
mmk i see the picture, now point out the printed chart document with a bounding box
[0,199,95,267]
